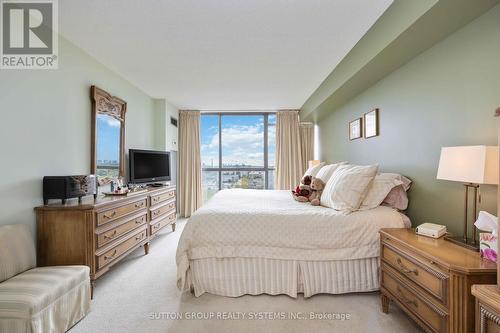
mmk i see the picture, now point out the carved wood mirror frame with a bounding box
[90,85,127,181]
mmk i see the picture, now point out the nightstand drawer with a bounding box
[380,228,496,333]
[382,264,448,333]
[382,240,448,304]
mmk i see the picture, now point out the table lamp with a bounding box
[437,146,498,250]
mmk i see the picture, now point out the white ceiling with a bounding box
[59,0,392,110]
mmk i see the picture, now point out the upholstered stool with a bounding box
[0,224,91,333]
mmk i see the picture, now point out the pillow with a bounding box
[382,186,408,210]
[359,173,404,210]
[303,162,325,178]
[321,164,379,212]
[382,175,411,211]
[315,162,347,183]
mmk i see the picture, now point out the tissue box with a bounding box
[479,233,498,263]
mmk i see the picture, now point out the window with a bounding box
[201,113,276,202]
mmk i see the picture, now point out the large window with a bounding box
[201,113,276,202]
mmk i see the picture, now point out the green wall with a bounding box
[0,37,174,233]
[316,5,500,235]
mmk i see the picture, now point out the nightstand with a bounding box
[380,228,497,333]
[471,285,500,333]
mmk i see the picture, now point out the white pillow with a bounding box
[359,173,404,210]
[315,162,346,183]
[303,162,325,178]
[321,164,379,212]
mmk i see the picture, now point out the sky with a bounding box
[201,114,275,168]
[97,115,121,163]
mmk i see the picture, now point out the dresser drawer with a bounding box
[382,241,448,304]
[151,212,176,235]
[150,200,176,220]
[382,264,448,333]
[96,227,147,270]
[97,199,147,226]
[150,190,176,206]
[96,213,147,248]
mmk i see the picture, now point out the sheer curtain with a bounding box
[275,110,303,190]
[299,122,314,173]
[178,110,202,217]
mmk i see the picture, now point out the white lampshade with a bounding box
[436,146,499,185]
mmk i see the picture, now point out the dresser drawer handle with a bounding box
[135,218,144,224]
[136,234,144,241]
[153,210,159,216]
[104,250,117,260]
[396,258,419,276]
[135,202,144,208]
[103,211,117,219]
[396,286,418,308]
[103,230,117,239]
[153,224,160,229]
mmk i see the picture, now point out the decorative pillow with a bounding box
[315,162,347,183]
[303,162,325,178]
[382,186,408,210]
[321,164,379,212]
[359,173,404,210]
[382,175,412,211]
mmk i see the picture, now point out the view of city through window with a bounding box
[96,115,121,183]
[201,113,276,202]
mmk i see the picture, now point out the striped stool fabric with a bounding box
[0,225,90,333]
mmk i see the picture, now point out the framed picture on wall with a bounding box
[364,108,379,138]
[349,117,362,140]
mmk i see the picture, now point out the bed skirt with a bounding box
[186,257,380,298]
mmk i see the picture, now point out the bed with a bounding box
[176,189,410,298]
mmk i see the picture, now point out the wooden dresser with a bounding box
[380,228,496,333]
[35,186,176,296]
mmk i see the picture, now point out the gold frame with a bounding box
[364,108,379,138]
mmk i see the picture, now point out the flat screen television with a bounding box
[129,149,170,184]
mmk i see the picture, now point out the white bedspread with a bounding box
[176,189,410,289]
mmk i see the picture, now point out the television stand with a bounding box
[148,183,165,188]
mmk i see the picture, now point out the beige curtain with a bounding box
[299,122,314,173]
[178,110,202,218]
[275,110,303,190]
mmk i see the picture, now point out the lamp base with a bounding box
[444,235,480,251]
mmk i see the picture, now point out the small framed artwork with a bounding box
[349,117,362,140]
[364,108,379,138]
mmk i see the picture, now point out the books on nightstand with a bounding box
[415,223,447,239]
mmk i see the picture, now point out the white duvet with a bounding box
[176,189,410,289]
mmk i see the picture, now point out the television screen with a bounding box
[129,149,170,183]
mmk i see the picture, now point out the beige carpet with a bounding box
[70,219,422,333]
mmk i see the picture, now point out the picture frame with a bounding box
[364,108,379,138]
[349,117,362,140]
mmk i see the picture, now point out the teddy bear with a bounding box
[308,177,325,206]
[292,175,312,202]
